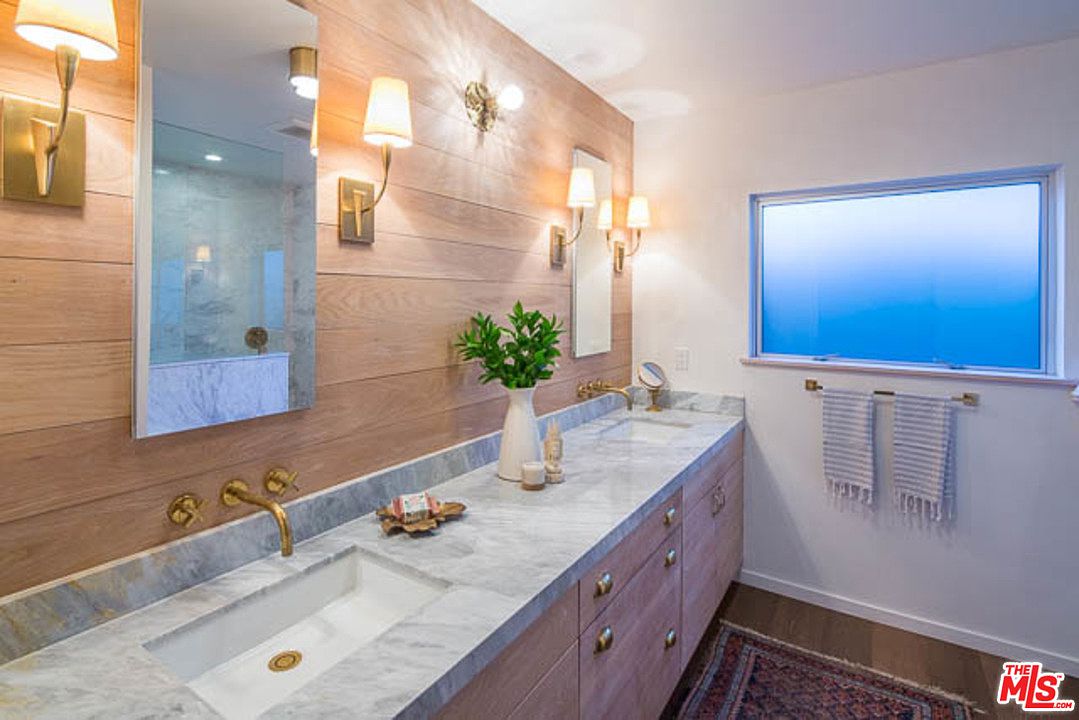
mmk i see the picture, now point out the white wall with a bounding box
[633,37,1079,675]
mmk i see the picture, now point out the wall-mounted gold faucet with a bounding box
[577,380,634,411]
[221,479,293,557]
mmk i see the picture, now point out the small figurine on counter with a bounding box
[544,420,564,484]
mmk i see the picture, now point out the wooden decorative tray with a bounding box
[376,501,466,535]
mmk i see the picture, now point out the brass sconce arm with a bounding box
[624,228,645,256]
[31,44,81,196]
[358,143,392,214]
[567,206,585,245]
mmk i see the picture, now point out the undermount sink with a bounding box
[601,417,693,444]
[145,547,447,720]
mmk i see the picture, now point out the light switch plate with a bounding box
[675,346,690,372]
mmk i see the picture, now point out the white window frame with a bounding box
[748,167,1058,376]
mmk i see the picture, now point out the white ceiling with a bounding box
[473,0,1079,120]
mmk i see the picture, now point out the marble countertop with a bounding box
[0,406,742,720]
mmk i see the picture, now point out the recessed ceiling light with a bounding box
[204,154,223,162]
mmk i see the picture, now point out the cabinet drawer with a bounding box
[580,534,683,720]
[438,585,578,720]
[579,488,682,634]
[508,641,579,720]
[683,429,743,511]
[681,458,743,670]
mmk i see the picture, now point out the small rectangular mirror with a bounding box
[133,0,318,437]
[572,149,613,357]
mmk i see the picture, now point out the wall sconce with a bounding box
[550,167,596,266]
[464,81,523,132]
[613,195,651,273]
[339,77,413,243]
[288,46,318,100]
[1,0,118,207]
[597,198,614,246]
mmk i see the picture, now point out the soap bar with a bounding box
[391,491,440,523]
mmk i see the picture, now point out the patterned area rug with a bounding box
[677,622,976,719]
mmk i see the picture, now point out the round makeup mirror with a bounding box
[637,361,668,412]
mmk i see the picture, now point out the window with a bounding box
[751,170,1052,373]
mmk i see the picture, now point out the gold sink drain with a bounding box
[268,650,303,672]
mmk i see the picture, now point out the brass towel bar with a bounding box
[804,378,979,407]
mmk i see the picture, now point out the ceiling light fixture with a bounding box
[464,81,524,132]
[288,46,318,100]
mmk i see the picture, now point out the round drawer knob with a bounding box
[664,628,677,649]
[595,626,614,654]
[594,572,614,597]
[663,506,677,526]
[664,548,677,567]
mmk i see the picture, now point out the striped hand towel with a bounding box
[893,393,956,521]
[822,389,875,504]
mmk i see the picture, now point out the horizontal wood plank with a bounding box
[0,258,132,346]
[0,342,130,434]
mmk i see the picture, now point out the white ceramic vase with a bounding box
[497,387,542,481]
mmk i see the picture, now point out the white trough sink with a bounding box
[145,547,447,720]
[601,417,693,444]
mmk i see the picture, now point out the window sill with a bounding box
[740,356,1077,388]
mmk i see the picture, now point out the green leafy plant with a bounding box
[454,302,565,389]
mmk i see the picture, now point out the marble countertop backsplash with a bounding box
[0,391,742,719]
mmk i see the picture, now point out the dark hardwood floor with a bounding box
[665,582,1078,719]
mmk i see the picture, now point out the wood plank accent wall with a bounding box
[0,0,633,597]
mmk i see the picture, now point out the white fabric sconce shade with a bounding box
[14,0,119,60]
[597,198,613,231]
[363,77,413,149]
[627,195,651,229]
[567,167,596,208]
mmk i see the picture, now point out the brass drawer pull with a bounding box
[595,572,614,597]
[664,629,677,649]
[664,548,677,567]
[711,488,726,517]
[595,626,614,654]
[663,506,677,526]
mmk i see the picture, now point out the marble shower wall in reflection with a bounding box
[134,0,318,437]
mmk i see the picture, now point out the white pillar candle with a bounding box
[521,461,546,490]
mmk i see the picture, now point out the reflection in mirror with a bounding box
[134,0,317,437]
[638,361,668,390]
[572,149,613,358]
[638,361,668,412]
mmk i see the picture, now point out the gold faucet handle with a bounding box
[264,468,300,496]
[167,493,206,529]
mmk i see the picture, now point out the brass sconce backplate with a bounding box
[338,177,376,243]
[549,225,567,267]
[613,240,626,273]
[0,97,85,207]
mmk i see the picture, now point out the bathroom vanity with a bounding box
[0,395,743,719]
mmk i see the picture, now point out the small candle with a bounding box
[521,461,545,491]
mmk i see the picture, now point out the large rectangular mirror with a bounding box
[572,149,613,357]
[134,0,318,437]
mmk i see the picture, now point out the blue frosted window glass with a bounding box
[758,181,1043,370]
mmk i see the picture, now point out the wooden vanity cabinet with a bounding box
[439,431,744,719]
[580,532,683,720]
[680,432,744,670]
[436,586,578,720]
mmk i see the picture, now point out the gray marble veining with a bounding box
[0,396,742,719]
